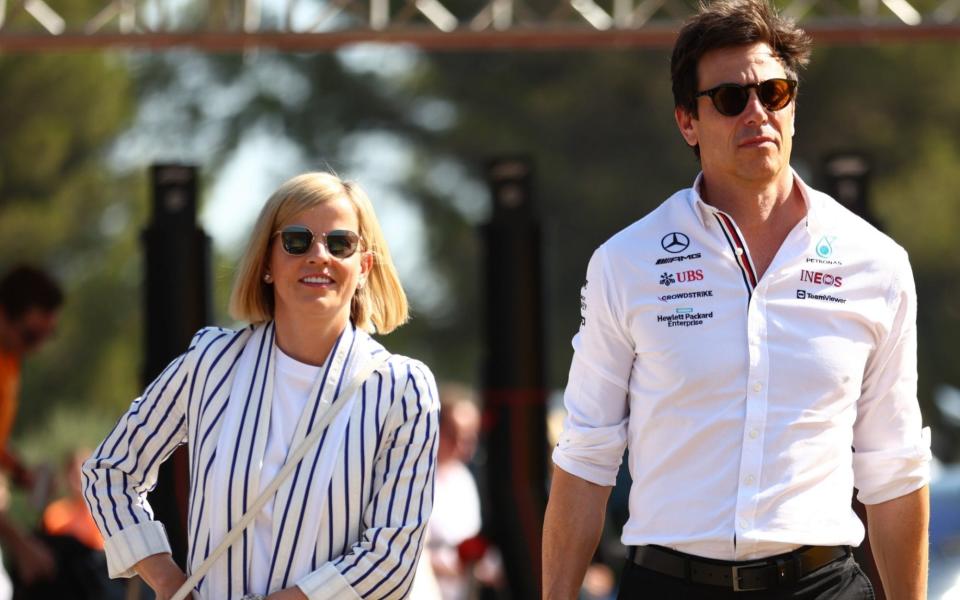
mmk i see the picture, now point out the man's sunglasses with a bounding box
[694,78,798,117]
[273,226,362,259]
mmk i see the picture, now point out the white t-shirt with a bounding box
[249,347,322,593]
[426,461,481,600]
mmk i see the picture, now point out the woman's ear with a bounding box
[360,252,374,279]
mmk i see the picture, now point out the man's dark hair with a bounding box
[0,264,64,320]
[671,0,812,116]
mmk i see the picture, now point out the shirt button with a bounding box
[738,519,748,528]
[744,475,755,485]
[735,247,744,256]
[749,429,759,439]
[753,382,763,392]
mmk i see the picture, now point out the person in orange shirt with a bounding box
[43,448,103,551]
[32,448,125,600]
[0,264,63,593]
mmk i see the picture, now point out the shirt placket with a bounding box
[707,207,770,558]
[734,278,770,558]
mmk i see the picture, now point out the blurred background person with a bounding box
[0,264,63,594]
[42,448,104,552]
[414,383,503,600]
[430,384,481,600]
[13,448,125,600]
[0,265,62,487]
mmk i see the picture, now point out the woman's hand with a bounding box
[133,552,188,600]
[266,587,309,600]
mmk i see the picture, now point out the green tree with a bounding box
[0,50,138,454]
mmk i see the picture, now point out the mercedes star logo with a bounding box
[661,232,690,254]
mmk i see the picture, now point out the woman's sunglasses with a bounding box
[694,78,798,117]
[273,225,362,259]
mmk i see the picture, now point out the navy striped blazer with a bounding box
[82,322,440,599]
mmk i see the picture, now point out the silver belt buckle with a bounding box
[731,562,768,592]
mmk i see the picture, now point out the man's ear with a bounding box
[675,105,699,148]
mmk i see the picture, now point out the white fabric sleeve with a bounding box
[81,328,210,578]
[101,521,173,579]
[315,360,440,599]
[853,250,931,505]
[552,246,633,486]
[297,563,361,600]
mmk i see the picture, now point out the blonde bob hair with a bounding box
[229,172,409,334]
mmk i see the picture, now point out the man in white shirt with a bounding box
[542,0,930,598]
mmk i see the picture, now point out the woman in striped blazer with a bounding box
[83,172,440,600]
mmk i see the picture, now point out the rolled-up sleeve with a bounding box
[853,250,931,505]
[305,360,439,600]
[81,328,209,578]
[552,246,633,487]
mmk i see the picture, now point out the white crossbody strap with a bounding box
[171,352,390,600]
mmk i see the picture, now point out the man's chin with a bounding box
[735,157,788,182]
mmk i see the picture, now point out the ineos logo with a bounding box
[661,232,690,254]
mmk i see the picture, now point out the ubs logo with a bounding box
[661,232,690,254]
[660,269,704,286]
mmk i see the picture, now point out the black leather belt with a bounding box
[628,544,850,592]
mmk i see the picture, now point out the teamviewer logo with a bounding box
[796,290,806,299]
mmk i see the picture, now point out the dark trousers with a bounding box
[618,555,875,599]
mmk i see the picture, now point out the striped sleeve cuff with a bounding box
[296,563,361,600]
[102,520,172,578]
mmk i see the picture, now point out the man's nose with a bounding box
[741,89,769,124]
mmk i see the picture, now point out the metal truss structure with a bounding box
[0,0,958,51]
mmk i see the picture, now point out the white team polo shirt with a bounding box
[553,171,931,561]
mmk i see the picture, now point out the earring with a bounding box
[263,272,273,283]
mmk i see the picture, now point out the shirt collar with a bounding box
[687,172,712,229]
[684,168,821,233]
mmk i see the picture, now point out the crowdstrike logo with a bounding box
[658,289,714,302]
[661,232,690,254]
